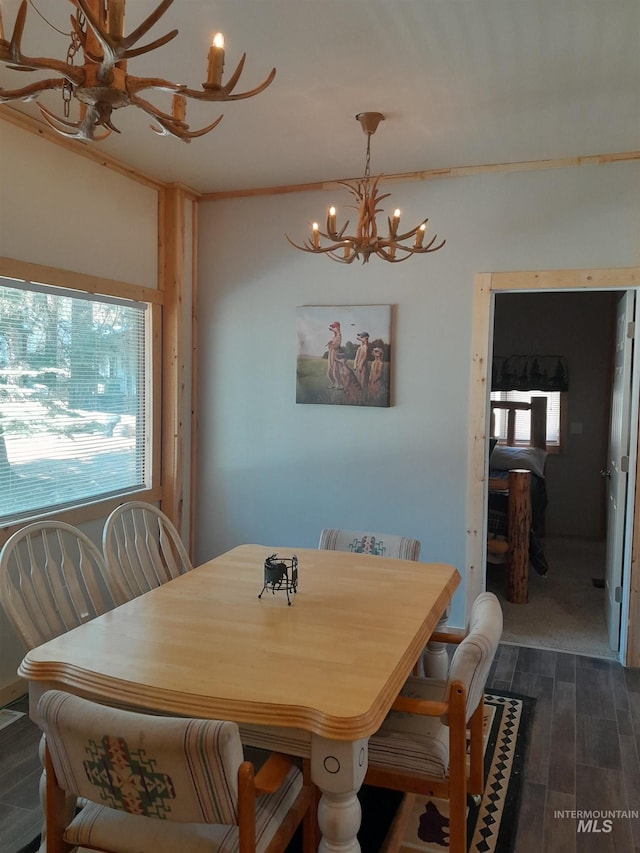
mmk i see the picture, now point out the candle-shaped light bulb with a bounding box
[312,222,320,248]
[414,222,426,248]
[172,94,186,123]
[328,206,337,235]
[391,208,401,237]
[207,32,225,86]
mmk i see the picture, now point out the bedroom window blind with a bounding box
[0,278,149,522]
[490,390,561,447]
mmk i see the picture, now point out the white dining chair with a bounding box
[365,592,503,853]
[102,500,193,605]
[318,528,449,678]
[0,519,119,849]
[39,689,316,853]
[0,520,116,650]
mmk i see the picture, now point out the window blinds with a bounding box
[0,279,148,521]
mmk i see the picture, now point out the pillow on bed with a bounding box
[490,444,547,478]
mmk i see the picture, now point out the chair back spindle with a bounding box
[0,521,115,649]
[102,501,192,605]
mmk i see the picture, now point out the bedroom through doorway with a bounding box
[466,267,640,667]
[485,288,635,660]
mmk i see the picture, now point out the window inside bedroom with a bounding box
[0,277,150,522]
[490,389,562,448]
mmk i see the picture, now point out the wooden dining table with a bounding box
[19,543,460,853]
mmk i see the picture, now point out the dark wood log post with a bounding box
[507,469,531,604]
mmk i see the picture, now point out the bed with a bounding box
[487,396,549,603]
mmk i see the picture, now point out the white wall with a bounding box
[196,162,640,627]
[0,120,159,700]
[0,121,158,284]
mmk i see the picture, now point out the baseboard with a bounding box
[0,677,27,707]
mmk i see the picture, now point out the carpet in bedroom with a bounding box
[486,536,616,660]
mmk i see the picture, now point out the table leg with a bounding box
[310,733,368,853]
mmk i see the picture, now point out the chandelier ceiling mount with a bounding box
[0,0,276,142]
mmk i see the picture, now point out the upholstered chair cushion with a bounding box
[62,769,303,853]
[318,529,421,561]
[447,591,503,722]
[38,690,304,853]
[367,677,450,778]
[318,527,450,678]
[367,592,503,778]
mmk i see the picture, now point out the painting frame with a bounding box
[296,305,392,407]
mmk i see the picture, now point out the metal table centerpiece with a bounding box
[258,554,298,605]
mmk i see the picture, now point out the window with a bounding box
[0,277,152,522]
[490,389,562,448]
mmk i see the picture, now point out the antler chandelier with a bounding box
[0,0,276,142]
[286,112,445,264]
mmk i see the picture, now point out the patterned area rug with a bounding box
[385,689,535,853]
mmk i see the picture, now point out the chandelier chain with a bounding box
[62,11,85,117]
[364,134,372,183]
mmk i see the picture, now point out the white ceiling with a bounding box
[1,0,639,195]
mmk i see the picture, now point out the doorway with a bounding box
[486,290,621,659]
[465,267,640,667]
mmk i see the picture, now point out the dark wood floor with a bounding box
[0,692,41,853]
[1,643,639,853]
[489,643,640,853]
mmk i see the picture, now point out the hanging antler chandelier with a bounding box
[286,112,445,264]
[0,0,276,142]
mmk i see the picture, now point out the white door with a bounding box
[604,291,635,650]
